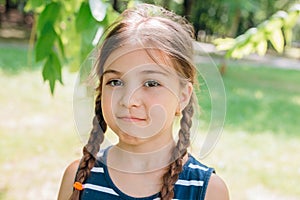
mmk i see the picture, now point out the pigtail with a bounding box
[69,92,106,200]
[160,96,194,200]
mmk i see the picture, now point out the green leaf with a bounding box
[268,29,284,53]
[42,52,63,94]
[263,18,283,33]
[283,12,299,28]
[241,43,255,55]
[216,3,299,60]
[250,30,264,43]
[273,11,288,20]
[283,27,293,47]
[57,35,66,60]
[80,26,98,62]
[229,47,243,59]
[244,27,257,38]
[230,43,254,59]
[213,38,236,51]
[235,34,248,44]
[37,2,61,32]
[256,40,267,56]
[24,0,44,12]
[35,23,57,61]
[76,2,96,32]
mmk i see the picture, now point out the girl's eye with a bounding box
[144,80,161,88]
[106,79,124,87]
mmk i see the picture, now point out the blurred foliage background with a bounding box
[0,0,300,199]
[1,0,299,92]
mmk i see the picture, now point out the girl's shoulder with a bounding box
[205,173,229,200]
[57,159,80,200]
[177,154,229,200]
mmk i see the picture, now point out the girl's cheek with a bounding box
[102,93,114,111]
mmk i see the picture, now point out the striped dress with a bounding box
[80,147,215,200]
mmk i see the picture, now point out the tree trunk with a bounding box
[112,0,120,13]
[183,0,193,20]
[229,8,241,37]
[162,0,170,8]
[5,0,10,12]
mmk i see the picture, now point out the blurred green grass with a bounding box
[198,63,300,135]
[224,64,300,135]
[0,41,40,73]
[1,43,300,199]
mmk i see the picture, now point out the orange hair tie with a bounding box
[73,182,84,191]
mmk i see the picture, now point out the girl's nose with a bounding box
[119,85,142,108]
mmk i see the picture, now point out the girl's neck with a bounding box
[107,139,176,173]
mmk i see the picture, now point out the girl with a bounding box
[58,3,229,200]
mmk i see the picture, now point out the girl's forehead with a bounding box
[103,45,175,74]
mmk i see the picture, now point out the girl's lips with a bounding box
[117,116,146,122]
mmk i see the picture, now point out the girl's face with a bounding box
[101,46,192,149]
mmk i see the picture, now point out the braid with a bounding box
[69,92,107,200]
[160,97,194,200]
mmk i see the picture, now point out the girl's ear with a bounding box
[179,82,193,111]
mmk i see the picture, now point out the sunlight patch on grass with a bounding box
[291,96,300,106]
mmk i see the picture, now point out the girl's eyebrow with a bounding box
[102,69,121,76]
[141,70,169,76]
